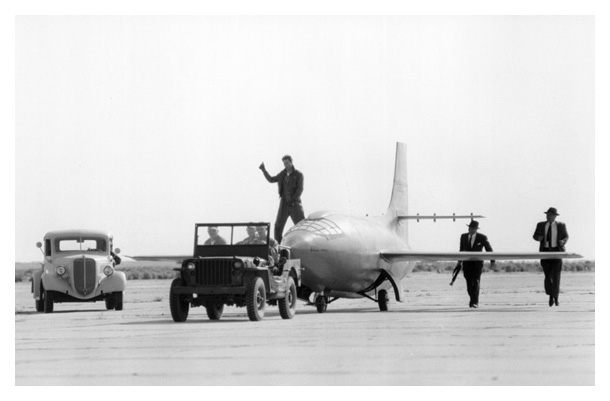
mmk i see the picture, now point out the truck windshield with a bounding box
[55,238,107,252]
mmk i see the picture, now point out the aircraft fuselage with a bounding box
[281,211,412,295]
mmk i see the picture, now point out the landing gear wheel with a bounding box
[279,277,297,319]
[206,303,224,320]
[114,291,123,311]
[246,277,266,321]
[378,289,389,311]
[43,288,54,313]
[315,295,327,313]
[169,278,190,322]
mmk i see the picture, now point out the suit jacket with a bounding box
[460,233,494,252]
[533,221,568,251]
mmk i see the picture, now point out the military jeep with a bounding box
[169,222,301,322]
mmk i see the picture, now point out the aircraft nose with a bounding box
[281,230,316,256]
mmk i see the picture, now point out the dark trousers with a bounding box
[274,200,305,243]
[541,249,562,299]
[463,262,483,305]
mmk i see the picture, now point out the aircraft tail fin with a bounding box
[385,142,409,244]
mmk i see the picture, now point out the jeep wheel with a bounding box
[114,292,124,311]
[169,278,189,322]
[279,276,297,319]
[246,277,266,321]
[315,295,327,313]
[43,289,54,313]
[105,295,116,310]
[378,289,389,312]
[206,303,224,320]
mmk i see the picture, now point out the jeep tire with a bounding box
[278,276,297,319]
[169,278,189,322]
[43,288,54,313]
[205,303,224,320]
[246,277,266,321]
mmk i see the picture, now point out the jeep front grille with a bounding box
[73,257,96,295]
[195,259,233,286]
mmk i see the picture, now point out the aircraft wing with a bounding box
[380,251,583,262]
[123,255,190,262]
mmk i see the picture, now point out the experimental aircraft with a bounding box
[281,142,582,312]
[130,142,582,312]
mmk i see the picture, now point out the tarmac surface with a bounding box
[15,272,595,385]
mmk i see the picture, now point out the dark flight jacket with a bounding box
[263,167,304,204]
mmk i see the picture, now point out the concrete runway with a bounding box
[15,272,594,385]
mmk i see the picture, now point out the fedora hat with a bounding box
[466,220,480,229]
[544,207,560,215]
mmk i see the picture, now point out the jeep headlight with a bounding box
[186,262,196,270]
[55,265,66,276]
[233,260,244,269]
[103,266,114,276]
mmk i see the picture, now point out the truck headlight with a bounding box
[103,266,114,276]
[186,262,195,270]
[55,266,66,276]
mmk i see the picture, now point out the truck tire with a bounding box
[35,284,44,312]
[169,278,189,322]
[278,276,297,319]
[105,295,116,310]
[378,289,389,312]
[114,291,123,311]
[43,288,54,313]
[205,303,224,320]
[246,277,266,321]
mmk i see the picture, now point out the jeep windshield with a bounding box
[195,224,272,246]
[54,237,108,253]
[193,223,273,259]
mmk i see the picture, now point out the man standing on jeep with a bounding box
[259,155,305,243]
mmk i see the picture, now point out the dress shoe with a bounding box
[472,304,478,308]
[549,296,554,307]
[554,298,559,306]
[469,302,473,308]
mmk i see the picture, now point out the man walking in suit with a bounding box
[533,207,569,307]
[458,220,495,308]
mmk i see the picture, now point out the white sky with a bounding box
[13,14,596,261]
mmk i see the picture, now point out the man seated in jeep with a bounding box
[237,226,259,245]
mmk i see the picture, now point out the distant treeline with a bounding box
[15,259,595,282]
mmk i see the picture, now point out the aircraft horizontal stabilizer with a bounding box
[398,214,484,222]
[380,251,583,262]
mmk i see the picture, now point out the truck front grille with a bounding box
[73,257,96,295]
[195,259,233,286]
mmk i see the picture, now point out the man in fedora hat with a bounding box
[533,207,569,307]
[457,220,495,308]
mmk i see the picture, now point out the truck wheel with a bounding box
[378,289,389,312]
[43,289,54,313]
[169,278,189,322]
[246,277,266,321]
[205,303,224,320]
[114,292,123,311]
[279,276,297,319]
[35,284,44,312]
[105,295,116,310]
[315,295,327,313]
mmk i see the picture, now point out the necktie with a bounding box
[469,234,473,249]
[546,224,552,247]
